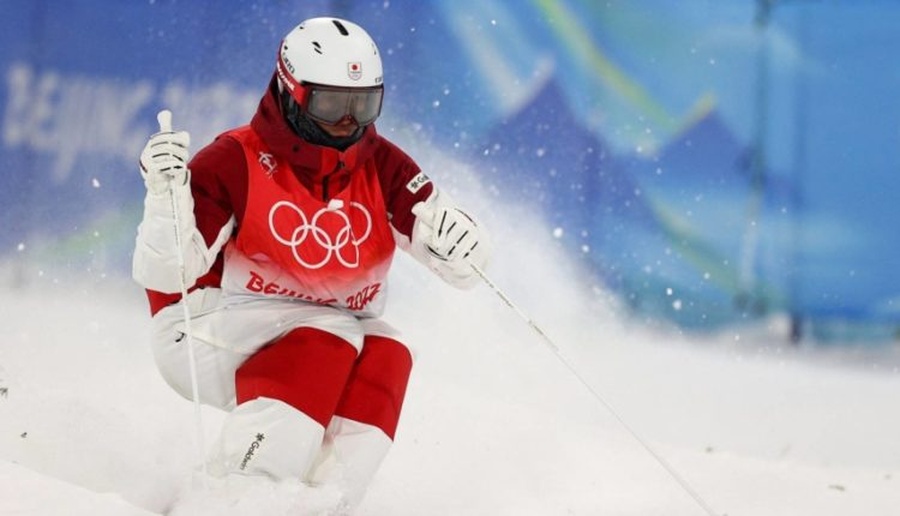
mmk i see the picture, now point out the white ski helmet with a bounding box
[276,17,384,127]
[278,17,383,88]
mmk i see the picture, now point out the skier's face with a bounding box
[316,117,359,138]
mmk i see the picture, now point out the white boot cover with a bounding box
[306,416,392,510]
[209,396,324,480]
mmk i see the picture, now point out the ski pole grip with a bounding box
[157,109,173,133]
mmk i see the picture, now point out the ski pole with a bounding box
[158,110,208,483]
[470,263,720,516]
[468,263,558,351]
[0,365,7,399]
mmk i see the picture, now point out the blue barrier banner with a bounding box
[3,1,900,339]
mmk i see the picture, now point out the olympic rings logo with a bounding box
[268,200,372,269]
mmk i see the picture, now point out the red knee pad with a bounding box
[236,327,358,427]
[334,336,413,440]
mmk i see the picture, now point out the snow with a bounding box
[2,162,900,515]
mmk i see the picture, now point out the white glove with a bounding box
[411,191,490,289]
[139,110,190,195]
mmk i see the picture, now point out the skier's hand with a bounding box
[418,205,481,262]
[139,110,190,195]
[412,193,490,289]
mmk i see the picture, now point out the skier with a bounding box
[132,16,489,511]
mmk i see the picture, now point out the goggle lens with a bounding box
[306,85,383,126]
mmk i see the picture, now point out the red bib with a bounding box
[222,126,395,315]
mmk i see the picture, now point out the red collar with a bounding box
[249,76,379,181]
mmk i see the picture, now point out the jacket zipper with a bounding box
[322,160,344,201]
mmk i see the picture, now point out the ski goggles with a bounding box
[303,83,384,126]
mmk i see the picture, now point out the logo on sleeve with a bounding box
[406,172,431,194]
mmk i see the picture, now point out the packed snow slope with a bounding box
[1,150,899,515]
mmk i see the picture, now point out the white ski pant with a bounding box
[149,287,413,508]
